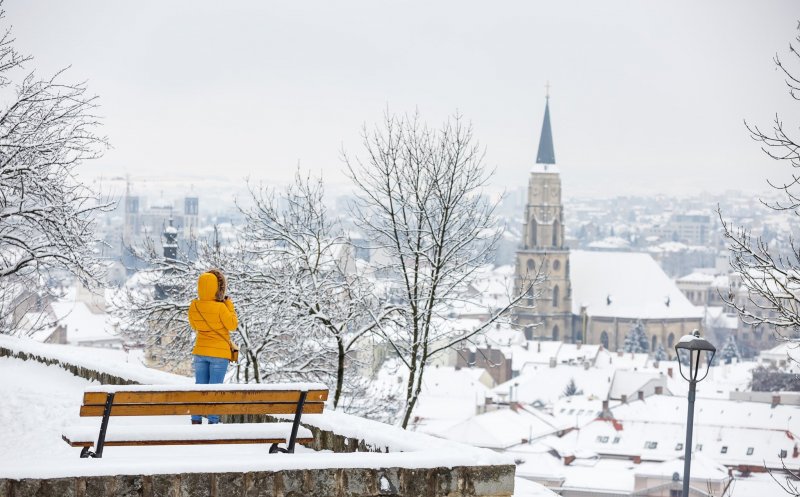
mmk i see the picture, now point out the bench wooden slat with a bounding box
[62,422,314,448]
[63,437,314,447]
[82,389,329,406]
[79,401,325,417]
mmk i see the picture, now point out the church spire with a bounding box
[536,90,556,165]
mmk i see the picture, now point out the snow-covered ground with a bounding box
[0,354,521,492]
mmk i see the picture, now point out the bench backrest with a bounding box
[80,388,328,417]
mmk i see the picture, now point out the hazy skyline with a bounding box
[8,0,800,197]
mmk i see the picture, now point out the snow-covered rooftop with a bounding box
[570,250,704,320]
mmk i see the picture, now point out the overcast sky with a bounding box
[8,1,800,198]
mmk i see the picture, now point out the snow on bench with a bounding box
[62,423,314,446]
[65,383,329,458]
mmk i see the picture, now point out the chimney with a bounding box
[667,367,673,378]
[772,395,781,408]
[638,391,644,401]
[564,455,576,466]
[621,394,628,404]
[632,455,642,464]
[655,386,664,395]
[576,341,582,350]
[600,400,610,418]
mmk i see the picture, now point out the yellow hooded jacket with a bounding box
[188,272,238,359]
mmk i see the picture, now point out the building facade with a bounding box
[514,95,573,342]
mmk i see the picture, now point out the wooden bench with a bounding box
[62,383,328,458]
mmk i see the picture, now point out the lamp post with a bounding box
[674,329,716,497]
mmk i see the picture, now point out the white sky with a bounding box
[8,0,800,197]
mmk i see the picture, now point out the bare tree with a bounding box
[719,24,800,340]
[240,171,398,408]
[0,7,110,335]
[345,112,539,428]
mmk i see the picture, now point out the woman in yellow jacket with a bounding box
[187,269,238,424]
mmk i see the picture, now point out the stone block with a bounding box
[301,468,339,497]
[0,480,10,497]
[114,475,146,497]
[463,465,515,497]
[216,473,245,497]
[13,478,78,497]
[398,468,429,496]
[179,473,210,497]
[375,469,400,496]
[244,472,277,497]
[85,476,115,496]
[151,474,179,497]
[345,468,381,497]
[278,469,305,497]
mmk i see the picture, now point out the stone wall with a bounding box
[0,465,515,497]
[0,346,138,386]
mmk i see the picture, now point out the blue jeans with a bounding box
[192,354,228,423]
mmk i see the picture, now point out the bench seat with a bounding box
[62,422,313,448]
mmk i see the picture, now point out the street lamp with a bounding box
[674,329,716,497]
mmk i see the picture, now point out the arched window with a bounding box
[530,218,538,247]
[552,285,560,308]
[600,331,609,349]
[527,259,535,272]
[526,285,534,306]
[552,259,561,271]
[552,325,560,341]
[668,333,675,349]
[552,219,560,247]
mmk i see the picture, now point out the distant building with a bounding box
[513,95,703,352]
[514,93,572,343]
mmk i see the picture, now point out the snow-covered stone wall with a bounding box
[0,465,515,497]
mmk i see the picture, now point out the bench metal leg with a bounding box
[286,391,307,453]
[80,392,114,459]
[269,391,308,454]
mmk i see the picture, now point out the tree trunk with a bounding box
[333,337,345,408]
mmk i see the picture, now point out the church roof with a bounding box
[569,250,703,320]
[536,98,556,165]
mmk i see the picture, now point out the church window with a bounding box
[552,219,560,246]
[600,331,609,350]
[552,260,560,271]
[527,259,535,271]
[651,335,657,352]
[668,333,675,349]
[552,325,559,341]
[530,218,538,247]
[552,285,559,308]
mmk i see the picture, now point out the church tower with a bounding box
[514,93,573,341]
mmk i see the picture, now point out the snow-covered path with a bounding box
[0,356,95,461]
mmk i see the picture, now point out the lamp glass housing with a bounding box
[674,331,717,383]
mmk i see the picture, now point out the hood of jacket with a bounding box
[197,272,219,301]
